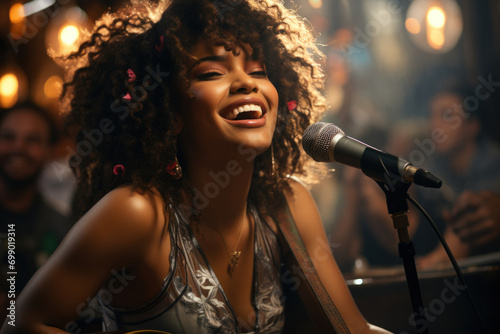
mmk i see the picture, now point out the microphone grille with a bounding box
[302,122,345,162]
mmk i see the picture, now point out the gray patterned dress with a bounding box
[98,201,286,333]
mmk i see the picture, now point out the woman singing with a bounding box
[1,0,391,333]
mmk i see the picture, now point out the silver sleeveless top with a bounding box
[98,202,285,333]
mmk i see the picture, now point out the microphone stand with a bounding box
[377,179,429,334]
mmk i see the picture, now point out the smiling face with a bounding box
[429,92,480,154]
[176,41,279,168]
[0,109,53,188]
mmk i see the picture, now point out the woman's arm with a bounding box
[0,186,167,334]
[284,179,392,334]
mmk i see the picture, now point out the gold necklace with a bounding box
[200,210,246,277]
[227,218,244,276]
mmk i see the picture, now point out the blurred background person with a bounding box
[0,102,73,316]
[329,78,500,272]
[328,119,448,272]
[417,80,500,268]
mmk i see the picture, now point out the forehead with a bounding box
[430,93,463,113]
[188,40,256,60]
[0,109,51,135]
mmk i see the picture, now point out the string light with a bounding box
[9,3,25,23]
[0,74,19,109]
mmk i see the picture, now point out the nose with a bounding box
[229,70,258,94]
[9,137,28,153]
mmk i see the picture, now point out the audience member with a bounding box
[329,120,445,271]
[330,76,500,273]
[0,102,72,308]
[417,82,500,267]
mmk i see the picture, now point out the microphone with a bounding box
[302,122,442,188]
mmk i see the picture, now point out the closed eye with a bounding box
[250,70,268,77]
[197,71,224,80]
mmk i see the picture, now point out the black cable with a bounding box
[406,193,490,334]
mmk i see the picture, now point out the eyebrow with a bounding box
[188,53,264,72]
[188,55,227,73]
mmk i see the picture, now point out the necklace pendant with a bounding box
[228,251,242,276]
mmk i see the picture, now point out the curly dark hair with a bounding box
[60,0,326,219]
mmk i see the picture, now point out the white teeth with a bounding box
[228,104,263,120]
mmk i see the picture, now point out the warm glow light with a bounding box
[406,0,462,53]
[45,6,89,61]
[59,25,80,46]
[9,3,24,23]
[0,74,19,109]
[427,6,446,28]
[308,0,323,9]
[428,29,445,49]
[44,75,63,99]
[405,17,421,34]
[0,74,18,97]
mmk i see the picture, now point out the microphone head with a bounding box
[302,122,345,162]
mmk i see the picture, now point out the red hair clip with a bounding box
[155,35,165,53]
[113,164,126,177]
[127,69,136,82]
[287,100,297,111]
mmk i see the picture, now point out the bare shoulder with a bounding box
[283,177,322,228]
[56,184,168,268]
[90,185,166,230]
[6,185,171,332]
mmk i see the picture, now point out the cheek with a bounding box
[181,84,227,119]
[264,82,279,109]
[29,144,51,160]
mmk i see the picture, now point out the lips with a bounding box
[219,98,267,121]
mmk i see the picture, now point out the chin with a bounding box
[233,137,273,162]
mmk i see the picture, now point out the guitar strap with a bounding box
[275,191,351,334]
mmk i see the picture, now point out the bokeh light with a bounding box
[427,6,446,28]
[0,73,19,109]
[59,25,80,46]
[406,0,462,53]
[43,75,63,99]
[9,3,24,24]
[405,17,421,35]
[308,0,323,9]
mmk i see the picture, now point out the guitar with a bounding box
[275,192,351,334]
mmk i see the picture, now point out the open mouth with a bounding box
[220,104,265,120]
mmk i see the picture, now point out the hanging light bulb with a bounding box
[405,0,462,53]
[45,6,90,58]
